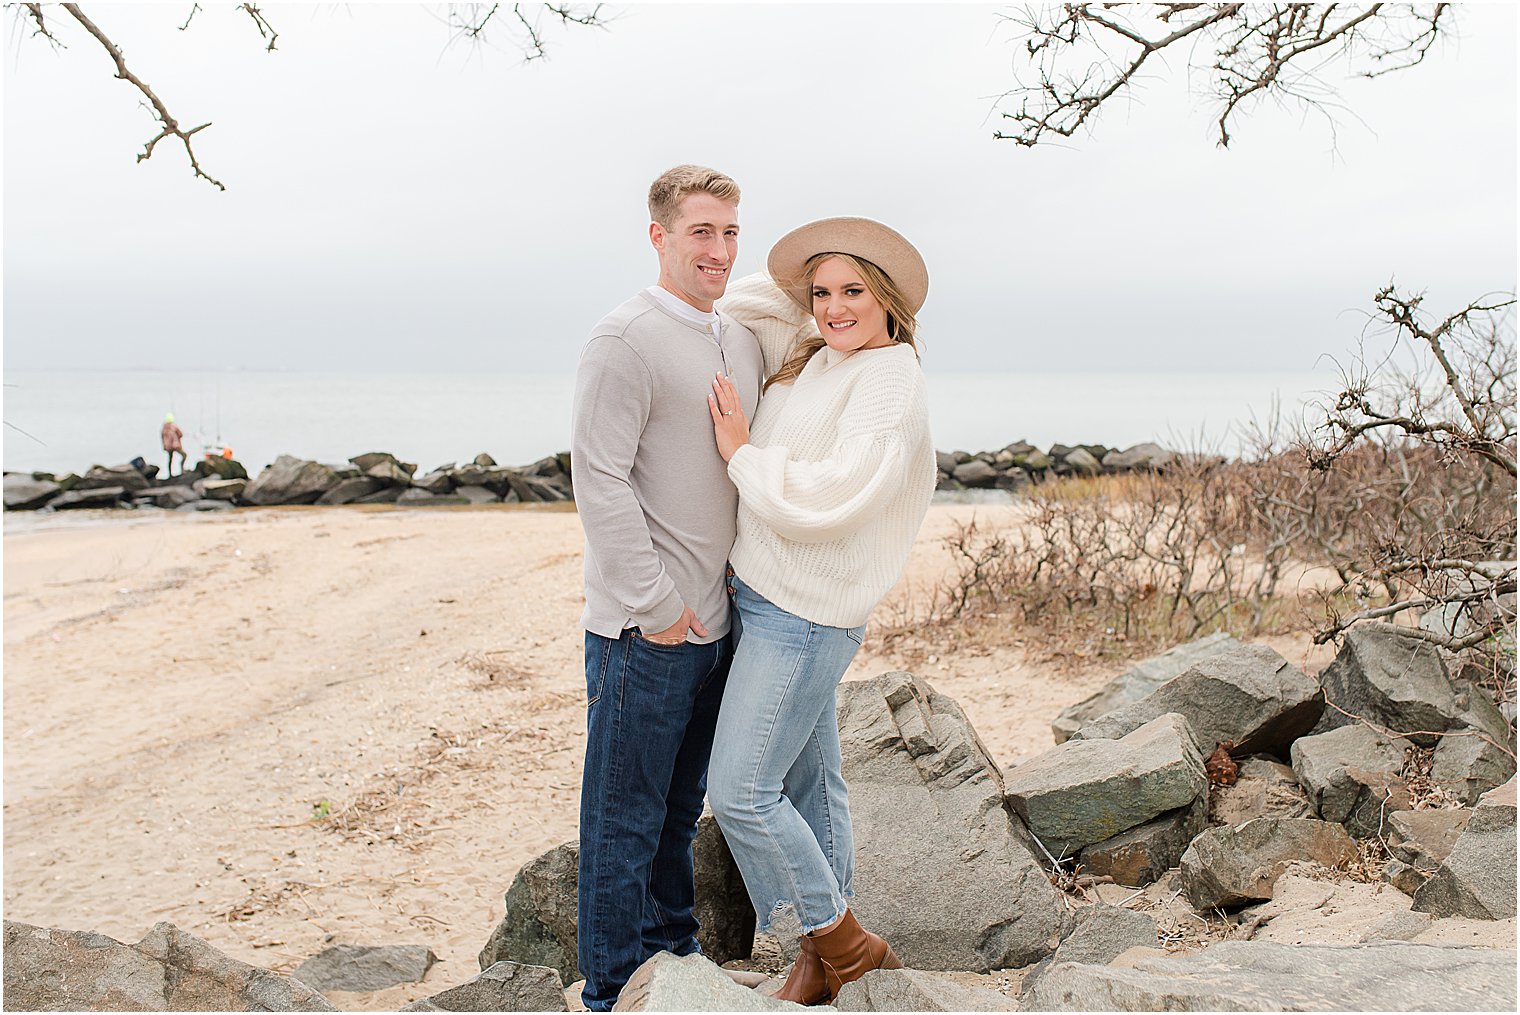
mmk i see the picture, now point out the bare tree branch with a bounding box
[177,3,201,32]
[22,2,63,46]
[996,4,1455,149]
[237,2,278,52]
[60,2,225,190]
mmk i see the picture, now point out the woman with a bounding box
[706,217,936,1005]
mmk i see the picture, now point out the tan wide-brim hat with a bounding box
[767,216,929,314]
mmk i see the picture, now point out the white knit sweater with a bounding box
[717,273,937,628]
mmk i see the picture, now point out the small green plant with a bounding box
[310,800,331,820]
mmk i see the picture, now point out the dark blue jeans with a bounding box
[577,628,731,1011]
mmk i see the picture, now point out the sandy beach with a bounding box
[2,503,1332,1009]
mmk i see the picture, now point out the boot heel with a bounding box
[881,945,904,970]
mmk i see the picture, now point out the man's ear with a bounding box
[649,220,666,254]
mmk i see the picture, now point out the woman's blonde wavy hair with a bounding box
[764,252,920,392]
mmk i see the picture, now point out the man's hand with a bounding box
[644,605,710,645]
[708,372,750,463]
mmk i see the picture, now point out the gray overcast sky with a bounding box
[4,3,1516,374]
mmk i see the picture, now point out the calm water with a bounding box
[1,369,1340,476]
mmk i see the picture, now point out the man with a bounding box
[161,413,186,477]
[570,165,764,1010]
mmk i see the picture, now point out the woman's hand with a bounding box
[708,372,750,463]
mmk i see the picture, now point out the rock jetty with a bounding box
[4,439,1180,512]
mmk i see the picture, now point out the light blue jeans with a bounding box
[708,574,866,934]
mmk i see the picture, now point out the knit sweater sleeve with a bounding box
[726,361,922,544]
[717,272,820,378]
[571,334,685,632]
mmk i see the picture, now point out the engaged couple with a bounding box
[570,164,937,1010]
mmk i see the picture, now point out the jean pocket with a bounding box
[586,637,612,706]
[845,624,866,646]
[634,628,688,652]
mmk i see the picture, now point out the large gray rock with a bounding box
[1432,731,1518,805]
[412,470,455,494]
[316,477,383,505]
[350,451,417,478]
[196,456,250,480]
[1068,644,1322,759]
[1388,808,1471,870]
[1023,940,1516,1011]
[611,952,818,1012]
[1006,712,1206,859]
[1052,633,1240,744]
[1021,905,1156,998]
[76,463,150,493]
[1413,776,1517,920]
[244,455,344,506]
[1178,818,1357,910]
[453,486,501,504]
[951,460,998,487]
[1101,443,1173,472]
[838,672,1064,971]
[1058,447,1102,476]
[291,943,437,992]
[834,968,1016,1011]
[1207,758,1312,826]
[478,818,751,985]
[4,474,60,510]
[2,919,337,1011]
[1290,725,1412,837]
[136,485,203,509]
[198,477,248,501]
[1076,794,1207,887]
[47,485,129,509]
[401,961,566,1012]
[1315,624,1507,746]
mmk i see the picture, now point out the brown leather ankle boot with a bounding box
[769,934,828,1005]
[808,908,903,1001]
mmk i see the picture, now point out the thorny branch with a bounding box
[995,4,1454,148]
[60,3,226,190]
[445,2,606,61]
[177,3,200,32]
[22,2,62,45]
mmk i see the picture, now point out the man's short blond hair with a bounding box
[648,165,741,228]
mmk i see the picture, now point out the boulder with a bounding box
[523,475,572,503]
[1101,443,1173,472]
[451,464,495,487]
[1022,940,1517,1011]
[473,452,497,467]
[1290,725,1411,837]
[1068,643,1323,759]
[198,478,247,501]
[48,485,129,509]
[350,451,417,478]
[135,485,203,509]
[244,456,344,506]
[2,919,337,1011]
[834,968,1016,1011]
[1021,905,1156,998]
[1432,733,1517,808]
[1179,818,1357,910]
[1387,808,1470,870]
[354,485,405,504]
[177,499,235,512]
[1207,758,1312,826]
[1315,624,1497,747]
[951,460,998,488]
[4,474,60,510]
[400,961,566,1012]
[317,478,384,505]
[837,672,1065,971]
[1057,447,1102,476]
[1412,776,1517,920]
[1010,448,1054,472]
[413,470,455,494]
[1076,794,1207,886]
[454,486,502,504]
[479,842,580,984]
[1243,874,1433,945]
[196,456,250,480]
[291,943,437,993]
[934,451,957,475]
[612,952,817,1012]
[1052,633,1240,743]
[478,817,751,986]
[1007,712,1206,859]
[76,463,150,493]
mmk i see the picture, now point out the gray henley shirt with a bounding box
[572,289,764,643]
